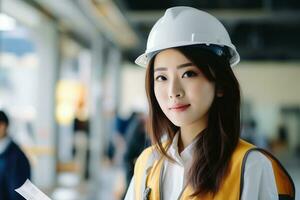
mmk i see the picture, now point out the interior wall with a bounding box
[235,61,300,149]
[120,63,147,118]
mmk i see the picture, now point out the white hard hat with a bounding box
[135,6,240,67]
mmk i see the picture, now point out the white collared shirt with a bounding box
[124,133,278,200]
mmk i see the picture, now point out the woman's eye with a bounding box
[182,71,197,78]
[155,75,167,81]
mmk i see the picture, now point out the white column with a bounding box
[108,46,122,112]
[103,46,122,146]
[31,19,59,189]
[89,34,105,181]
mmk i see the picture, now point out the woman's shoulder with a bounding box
[244,150,272,169]
[136,144,159,164]
[236,139,272,166]
[133,144,158,178]
[135,141,170,170]
[137,140,170,160]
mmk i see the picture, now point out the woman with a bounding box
[124,6,294,200]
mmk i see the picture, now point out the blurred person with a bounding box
[110,112,140,165]
[0,110,31,200]
[72,97,90,179]
[72,115,90,180]
[124,6,294,200]
[123,112,150,193]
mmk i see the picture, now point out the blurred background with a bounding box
[0,0,299,199]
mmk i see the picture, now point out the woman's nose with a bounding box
[168,79,184,99]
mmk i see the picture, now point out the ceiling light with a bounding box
[0,13,16,31]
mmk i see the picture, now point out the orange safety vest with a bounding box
[134,139,295,200]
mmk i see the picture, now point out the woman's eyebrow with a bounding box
[154,62,194,72]
[177,62,194,69]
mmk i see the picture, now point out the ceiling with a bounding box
[24,0,300,63]
[117,0,300,63]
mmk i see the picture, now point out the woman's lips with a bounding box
[169,104,190,112]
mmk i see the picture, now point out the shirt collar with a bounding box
[0,137,11,154]
[168,131,196,166]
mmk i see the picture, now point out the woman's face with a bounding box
[153,48,215,128]
[0,123,7,139]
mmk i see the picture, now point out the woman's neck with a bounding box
[178,118,207,153]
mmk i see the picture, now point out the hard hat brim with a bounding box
[135,45,240,68]
[135,53,149,68]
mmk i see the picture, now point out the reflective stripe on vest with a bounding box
[134,139,295,200]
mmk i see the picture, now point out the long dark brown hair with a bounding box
[145,45,241,197]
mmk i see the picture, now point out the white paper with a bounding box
[15,179,52,200]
